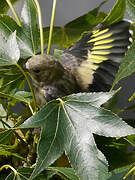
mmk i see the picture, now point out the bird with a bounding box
[24,21,131,108]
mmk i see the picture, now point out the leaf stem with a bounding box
[123,166,135,179]
[34,0,44,54]
[57,98,64,105]
[28,104,34,115]
[0,164,17,175]
[6,0,21,27]
[15,63,37,113]
[109,84,114,92]
[47,0,57,54]
[129,92,135,102]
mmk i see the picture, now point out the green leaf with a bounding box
[21,0,40,55]
[112,41,135,89]
[43,26,64,47]
[21,92,135,180]
[0,0,20,14]
[10,90,32,104]
[48,167,79,180]
[107,164,135,180]
[0,130,13,144]
[125,134,135,146]
[0,90,32,105]
[126,0,135,21]
[102,0,126,26]
[43,2,107,48]
[0,104,14,128]
[0,66,26,102]
[0,31,20,66]
[0,138,18,150]
[6,167,56,180]
[0,15,30,57]
[27,103,65,180]
[103,89,121,113]
[0,13,39,57]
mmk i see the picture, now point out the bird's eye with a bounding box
[33,69,40,73]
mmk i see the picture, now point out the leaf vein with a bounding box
[36,104,61,171]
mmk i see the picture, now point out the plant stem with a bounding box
[129,92,135,102]
[15,63,37,113]
[123,166,135,179]
[34,0,44,54]
[6,0,21,27]
[57,98,64,105]
[47,0,57,54]
[0,164,17,175]
[109,85,114,92]
[29,104,34,115]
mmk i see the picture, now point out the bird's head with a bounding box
[24,54,64,84]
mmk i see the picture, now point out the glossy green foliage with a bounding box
[0,0,20,13]
[102,0,126,26]
[0,0,40,57]
[21,92,135,180]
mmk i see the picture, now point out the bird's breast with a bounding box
[33,84,46,108]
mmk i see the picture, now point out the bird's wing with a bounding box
[61,21,131,92]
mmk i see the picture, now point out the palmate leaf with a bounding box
[21,92,135,180]
[21,0,40,55]
[0,0,40,57]
[43,1,107,48]
[0,15,32,57]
